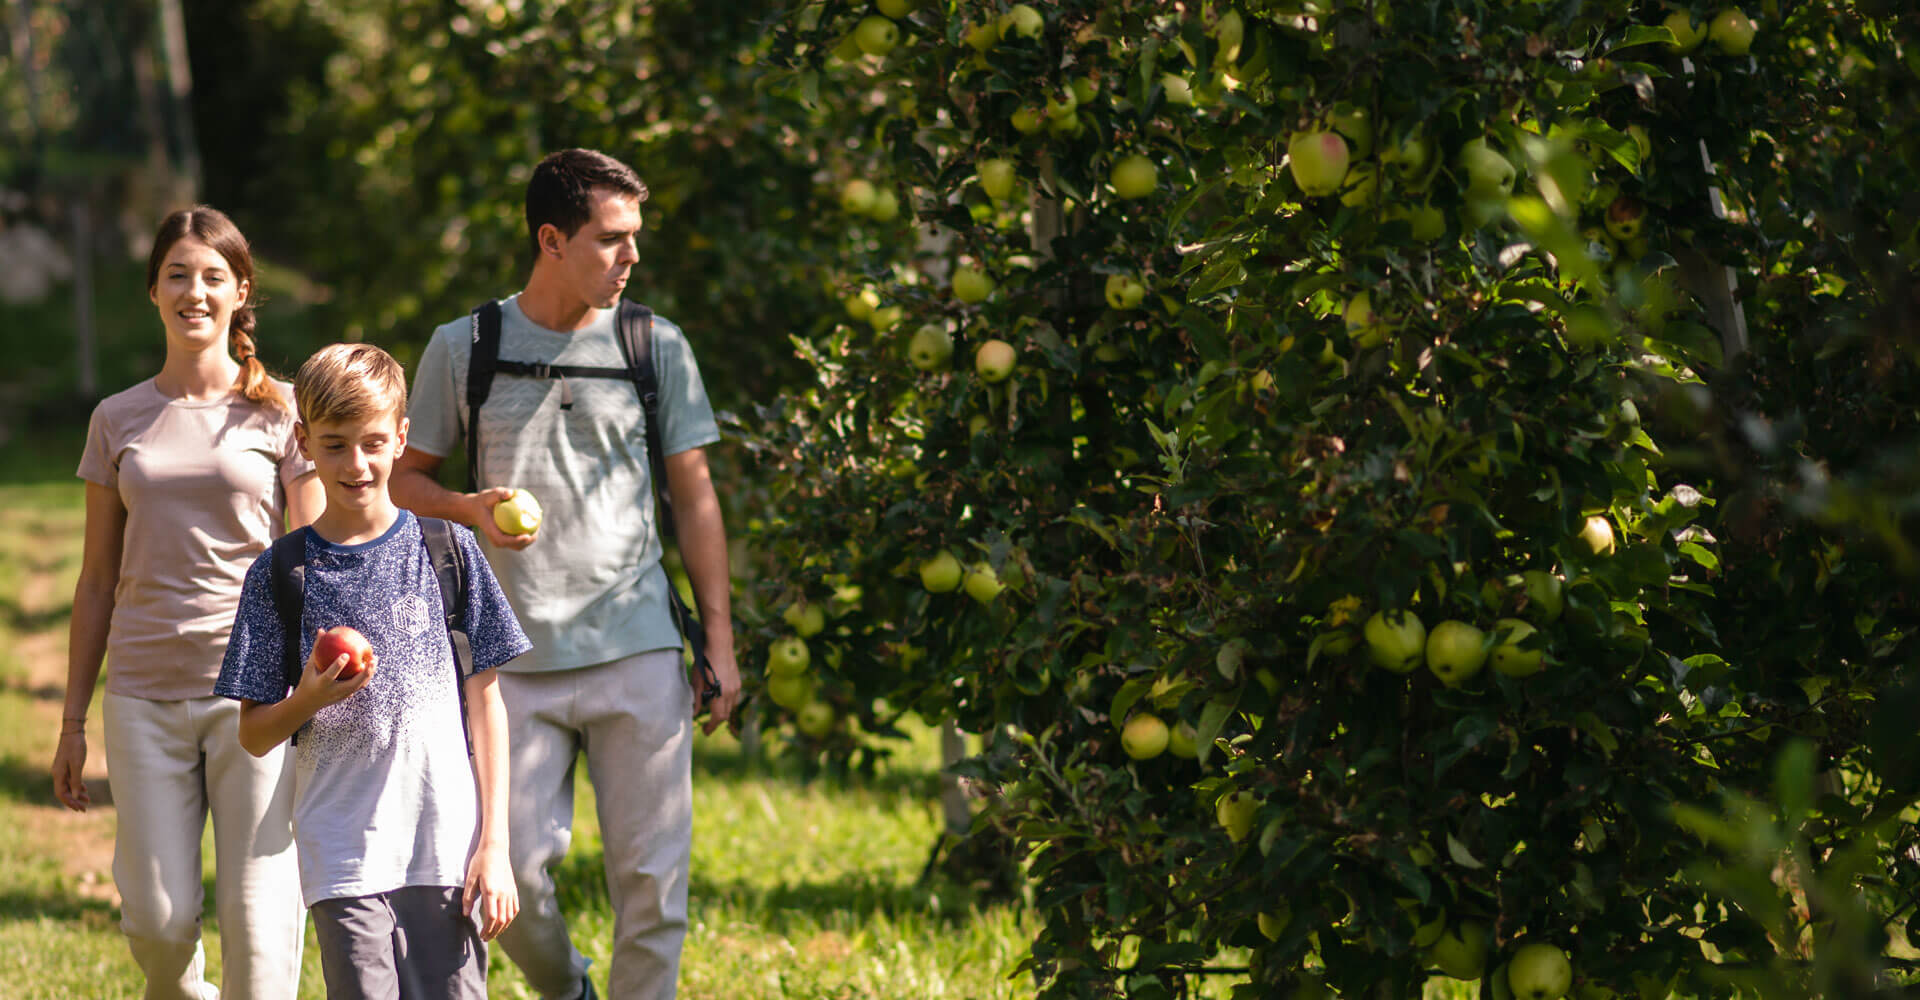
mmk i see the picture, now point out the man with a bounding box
[392,148,742,1000]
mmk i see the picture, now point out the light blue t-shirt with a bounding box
[407,295,720,673]
[215,512,530,906]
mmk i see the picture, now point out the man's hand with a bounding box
[462,841,518,941]
[698,646,743,736]
[470,487,538,551]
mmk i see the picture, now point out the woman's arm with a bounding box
[285,470,325,530]
[461,668,517,940]
[52,483,126,811]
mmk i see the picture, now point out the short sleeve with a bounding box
[650,316,721,457]
[454,524,531,672]
[214,552,295,703]
[407,324,465,461]
[75,401,118,489]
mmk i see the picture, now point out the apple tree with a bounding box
[740,2,1920,998]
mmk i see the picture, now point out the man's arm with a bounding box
[664,447,741,733]
[461,669,518,940]
[390,449,536,551]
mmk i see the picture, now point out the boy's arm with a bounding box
[235,632,378,757]
[461,669,518,940]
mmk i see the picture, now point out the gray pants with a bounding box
[311,885,485,1000]
[104,693,304,1000]
[494,649,693,1000]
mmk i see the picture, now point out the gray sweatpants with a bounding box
[311,885,485,1000]
[493,649,694,1000]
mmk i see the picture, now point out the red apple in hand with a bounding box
[314,626,374,679]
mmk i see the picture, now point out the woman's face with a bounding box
[149,235,248,352]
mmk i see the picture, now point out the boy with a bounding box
[216,343,529,999]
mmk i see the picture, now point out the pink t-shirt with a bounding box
[77,378,314,700]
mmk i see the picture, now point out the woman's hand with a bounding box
[51,730,91,812]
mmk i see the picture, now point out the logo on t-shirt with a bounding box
[392,593,435,638]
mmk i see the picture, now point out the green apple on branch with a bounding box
[906,323,953,371]
[853,14,900,56]
[1288,129,1351,196]
[1507,942,1574,1000]
[1121,712,1169,760]
[1426,620,1489,687]
[974,339,1016,382]
[919,549,963,592]
[1110,154,1159,200]
[1365,609,1427,673]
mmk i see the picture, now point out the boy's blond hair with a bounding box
[294,343,408,427]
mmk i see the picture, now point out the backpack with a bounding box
[463,299,714,702]
[269,516,474,750]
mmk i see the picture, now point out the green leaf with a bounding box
[1195,695,1237,767]
[1445,833,1485,870]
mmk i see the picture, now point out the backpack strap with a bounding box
[465,301,504,494]
[268,529,308,744]
[418,516,475,757]
[614,301,675,539]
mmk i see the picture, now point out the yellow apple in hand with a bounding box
[493,489,543,535]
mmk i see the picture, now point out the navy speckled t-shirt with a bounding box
[215,510,530,906]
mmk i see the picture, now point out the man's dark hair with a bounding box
[525,148,649,261]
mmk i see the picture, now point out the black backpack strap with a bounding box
[465,301,504,494]
[614,301,674,539]
[418,516,475,757]
[268,529,307,743]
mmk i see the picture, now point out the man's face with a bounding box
[545,187,642,310]
[296,409,408,515]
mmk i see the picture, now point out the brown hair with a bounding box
[526,148,649,262]
[293,343,408,429]
[145,206,284,412]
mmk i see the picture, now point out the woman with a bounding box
[52,206,322,1000]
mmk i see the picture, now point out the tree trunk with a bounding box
[72,199,97,400]
[154,0,200,202]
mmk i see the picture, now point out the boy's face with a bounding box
[296,409,408,514]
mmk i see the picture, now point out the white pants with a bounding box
[494,650,693,1000]
[104,693,304,1000]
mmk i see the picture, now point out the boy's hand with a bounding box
[472,487,537,551]
[295,628,377,707]
[462,841,518,941]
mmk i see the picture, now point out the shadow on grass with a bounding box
[0,670,67,706]
[0,886,121,926]
[550,842,1014,935]
[0,754,114,809]
[2,596,73,636]
[691,738,945,799]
